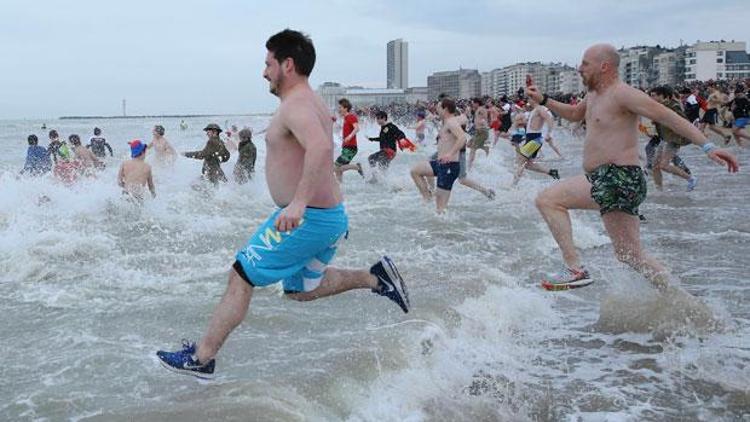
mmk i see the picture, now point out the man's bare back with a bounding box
[264,86,342,208]
[73,145,100,170]
[118,158,155,200]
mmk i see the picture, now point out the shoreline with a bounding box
[58,113,271,120]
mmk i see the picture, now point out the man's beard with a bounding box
[269,72,285,97]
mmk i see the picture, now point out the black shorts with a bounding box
[368,150,392,168]
[429,160,460,191]
[233,260,255,286]
[701,109,718,125]
[500,120,512,133]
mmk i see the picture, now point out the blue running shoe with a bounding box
[371,256,410,313]
[156,340,215,379]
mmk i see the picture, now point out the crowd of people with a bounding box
[19,121,259,201]
[14,29,742,381]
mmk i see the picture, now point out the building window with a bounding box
[717,73,723,78]
[717,51,724,56]
[689,59,696,64]
[717,58,723,63]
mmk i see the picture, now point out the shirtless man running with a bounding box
[526,44,738,291]
[700,84,732,143]
[118,140,156,201]
[156,29,409,379]
[511,97,560,186]
[410,98,466,214]
[467,98,490,170]
[149,125,177,166]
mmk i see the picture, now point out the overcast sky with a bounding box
[1,0,747,119]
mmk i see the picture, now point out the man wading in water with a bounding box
[525,43,738,291]
[157,29,410,379]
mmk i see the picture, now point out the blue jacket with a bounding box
[23,145,52,175]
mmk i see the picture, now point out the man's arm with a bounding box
[147,167,156,198]
[117,164,125,187]
[184,141,211,159]
[105,141,113,156]
[274,108,334,232]
[618,86,739,172]
[542,108,555,139]
[527,86,586,122]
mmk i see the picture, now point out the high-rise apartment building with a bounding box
[387,39,409,89]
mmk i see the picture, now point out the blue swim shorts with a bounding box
[234,203,348,293]
[734,117,749,129]
[429,160,461,191]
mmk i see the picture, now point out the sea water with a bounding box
[0,116,748,421]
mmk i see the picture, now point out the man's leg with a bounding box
[411,161,434,201]
[732,127,750,146]
[511,154,528,186]
[535,175,599,269]
[339,163,363,177]
[467,147,477,171]
[525,160,552,175]
[196,268,253,363]
[435,188,451,214]
[286,267,377,302]
[547,138,564,159]
[458,177,492,198]
[657,148,690,180]
[707,123,731,141]
[600,210,669,290]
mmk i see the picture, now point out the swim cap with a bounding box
[94,127,101,135]
[128,140,147,158]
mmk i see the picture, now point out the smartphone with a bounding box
[526,75,533,87]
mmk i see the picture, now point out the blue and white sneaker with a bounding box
[371,256,410,313]
[156,340,215,379]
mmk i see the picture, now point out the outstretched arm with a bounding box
[618,85,739,173]
[527,86,587,122]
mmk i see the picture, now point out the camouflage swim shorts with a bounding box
[586,164,647,216]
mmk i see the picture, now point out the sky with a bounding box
[1,0,747,119]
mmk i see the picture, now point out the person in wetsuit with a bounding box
[184,123,231,184]
[233,128,257,184]
[87,127,113,158]
[21,134,51,176]
[367,110,406,170]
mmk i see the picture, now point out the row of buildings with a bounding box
[619,41,750,89]
[430,63,584,101]
[318,39,750,109]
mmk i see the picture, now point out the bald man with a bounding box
[526,43,738,291]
